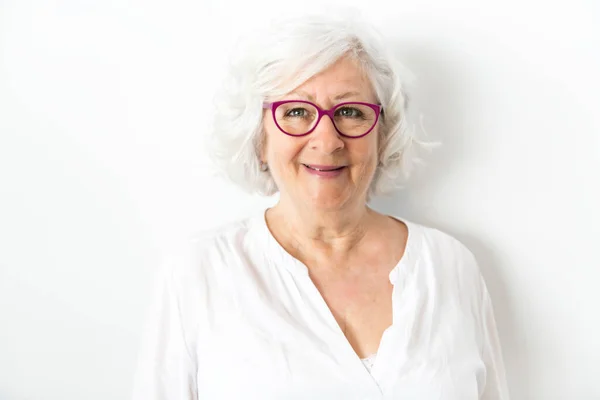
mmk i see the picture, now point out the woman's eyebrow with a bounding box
[333,91,362,100]
[287,90,314,100]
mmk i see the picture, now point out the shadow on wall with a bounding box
[370,41,526,399]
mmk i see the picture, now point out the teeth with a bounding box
[305,164,341,171]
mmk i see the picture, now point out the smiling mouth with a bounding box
[303,164,346,171]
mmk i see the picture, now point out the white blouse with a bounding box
[132,209,509,399]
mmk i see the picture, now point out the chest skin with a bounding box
[299,216,409,359]
[306,261,395,358]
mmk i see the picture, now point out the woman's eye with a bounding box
[286,108,308,117]
[336,107,363,118]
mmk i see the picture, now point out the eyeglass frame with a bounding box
[262,100,384,139]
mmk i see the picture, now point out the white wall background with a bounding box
[1,0,599,399]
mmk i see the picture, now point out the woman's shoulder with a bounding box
[174,212,270,274]
[422,223,476,262]
[189,214,259,247]
[396,216,482,279]
[172,213,261,264]
[394,216,475,259]
[160,212,266,293]
[398,217,489,308]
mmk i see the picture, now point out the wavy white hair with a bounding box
[208,12,435,197]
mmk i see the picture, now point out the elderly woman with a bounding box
[132,13,509,400]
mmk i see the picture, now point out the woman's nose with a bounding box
[309,115,345,154]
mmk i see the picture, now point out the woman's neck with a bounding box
[266,199,375,262]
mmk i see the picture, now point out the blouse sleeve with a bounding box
[479,275,510,400]
[131,258,198,400]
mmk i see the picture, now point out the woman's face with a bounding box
[261,56,380,212]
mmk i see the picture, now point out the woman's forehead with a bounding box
[284,89,371,101]
[277,75,375,102]
[267,56,376,102]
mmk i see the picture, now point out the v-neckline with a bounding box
[257,207,421,391]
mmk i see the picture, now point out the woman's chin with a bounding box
[302,191,353,211]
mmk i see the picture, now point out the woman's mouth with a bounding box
[302,164,347,177]
[303,164,345,171]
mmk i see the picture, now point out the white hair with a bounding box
[208,12,436,197]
